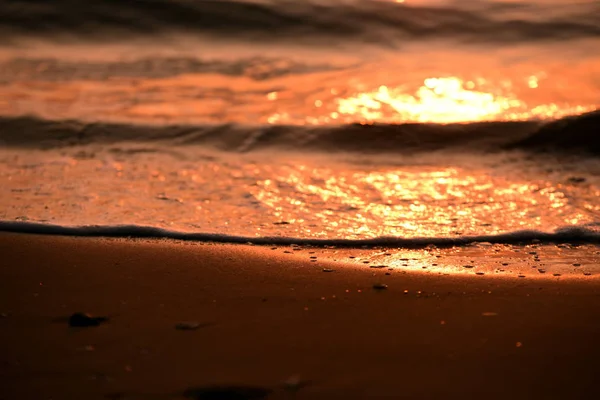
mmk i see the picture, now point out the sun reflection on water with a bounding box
[264,75,596,125]
[332,77,595,124]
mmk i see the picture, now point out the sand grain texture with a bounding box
[1,233,599,399]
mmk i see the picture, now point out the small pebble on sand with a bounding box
[175,321,207,331]
[68,312,108,327]
[373,283,388,290]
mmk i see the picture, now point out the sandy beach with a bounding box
[2,0,599,399]
[1,232,599,399]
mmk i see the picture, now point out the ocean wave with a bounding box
[1,111,598,155]
[1,221,599,247]
[1,0,599,45]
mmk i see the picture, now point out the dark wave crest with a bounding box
[0,110,598,155]
[0,221,599,247]
[1,0,599,45]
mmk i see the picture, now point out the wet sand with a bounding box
[1,232,599,400]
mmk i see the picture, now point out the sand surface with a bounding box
[1,233,600,399]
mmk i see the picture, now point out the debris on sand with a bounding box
[68,312,108,327]
[322,268,334,273]
[182,385,271,400]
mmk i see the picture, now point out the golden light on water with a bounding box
[248,165,599,240]
[261,72,596,126]
[338,77,518,123]
[1,55,596,126]
[332,76,596,124]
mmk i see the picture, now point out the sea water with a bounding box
[0,0,599,244]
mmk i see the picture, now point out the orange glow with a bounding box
[333,77,595,124]
[247,165,598,240]
[2,51,598,126]
[333,243,600,279]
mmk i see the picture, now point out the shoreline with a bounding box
[1,221,600,248]
[1,233,599,399]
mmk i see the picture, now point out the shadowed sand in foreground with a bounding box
[1,233,599,399]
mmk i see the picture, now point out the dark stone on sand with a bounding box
[463,265,475,269]
[567,177,586,184]
[369,265,387,269]
[68,312,108,327]
[182,385,271,400]
[373,283,388,290]
[322,268,334,272]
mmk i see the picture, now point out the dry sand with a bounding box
[1,233,599,399]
